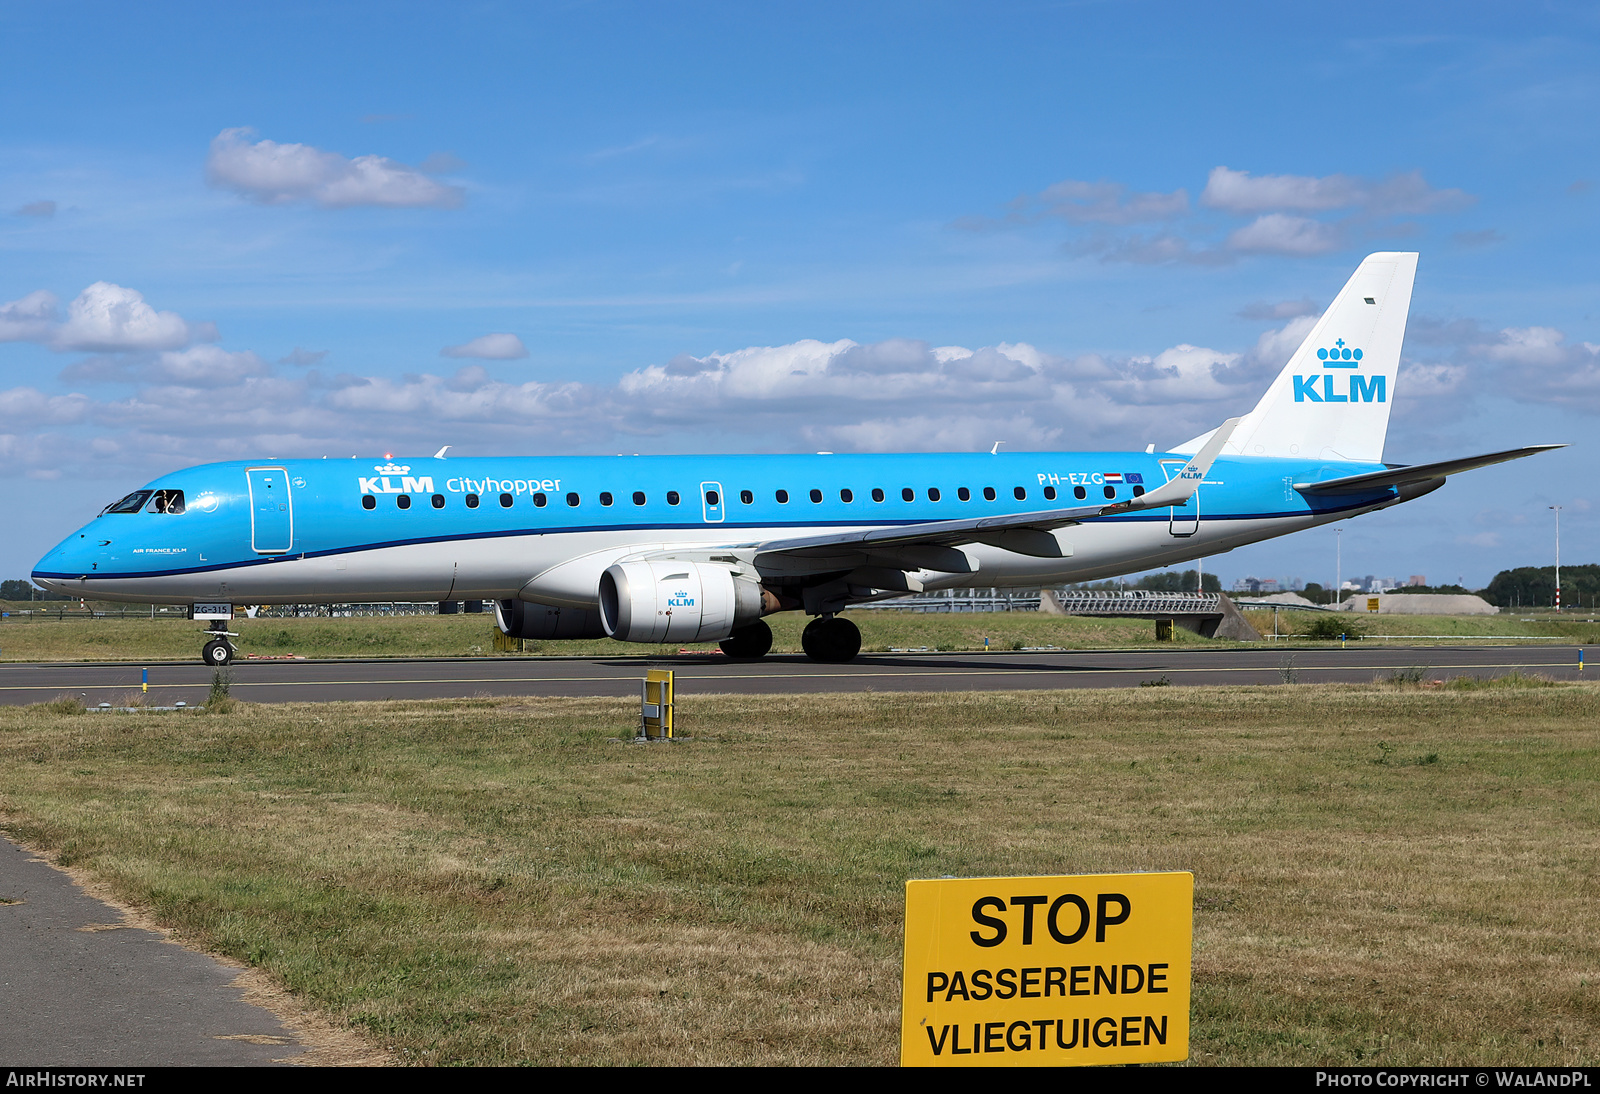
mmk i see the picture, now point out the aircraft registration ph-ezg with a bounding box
[33,253,1562,666]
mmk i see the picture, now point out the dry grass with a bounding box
[6,608,1597,664]
[1,683,1597,1065]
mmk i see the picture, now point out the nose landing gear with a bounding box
[201,620,237,666]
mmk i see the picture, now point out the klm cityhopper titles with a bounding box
[33,253,1561,665]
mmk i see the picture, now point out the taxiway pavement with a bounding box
[0,645,1589,706]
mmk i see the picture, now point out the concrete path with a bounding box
[0,839,308,1066]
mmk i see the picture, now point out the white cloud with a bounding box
[1237,298,1318,321]
[0,290,59,342]
[441,333,530,360]
[206,128,465,209]
[52,282,198,352]
[148,345,273,387]
[1482,326,1573,367]
[0,386,91,424]
[279,347,327,366]
[1201,167,1471,216]
[1201,167,1365,213]
[961,166,1472,265]
[1226,214,1343,256]
[1030,179,1189,224]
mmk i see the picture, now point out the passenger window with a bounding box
[362,495,376,510]
[1133,485,1145,497]
[809,488,823,503]
[983,487,996,501]
[533,492,548,507]
[600,492,614,506]
[1014,487,1027,500]
[1103,485,1116,499]
[1074,486,1087,501]
[567,492,580,507]
[901,488,914,502]
[740,489,753,504]
[149,489,185,514]
[499,492,513,507]
[927,487,941,502]
[705,490,719,505]
[957,487,970,502]
[633,491,647,506]
[871,488,885,503]
[397,495,412,510]
[667,490,680,505]
[1043,486,1056,501]
[840,488,853,503]
[466,493,480,509]
[431,494,445,509]
[776,490,789,503]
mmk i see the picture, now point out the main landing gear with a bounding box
[201,621,237,666]
[801,615,861,663]
[719,619,774,660]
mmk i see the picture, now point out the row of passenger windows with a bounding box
[359,482,1146,511]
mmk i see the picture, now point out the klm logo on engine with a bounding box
[1293,340,1385,404]
[667,588,696,608]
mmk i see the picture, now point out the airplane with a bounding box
[32,251,1561,666]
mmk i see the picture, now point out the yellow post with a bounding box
[642,669,674,739]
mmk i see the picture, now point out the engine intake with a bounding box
[495,598,607,640]
[599,560,764,643]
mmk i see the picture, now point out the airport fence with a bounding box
[1,602,474,621]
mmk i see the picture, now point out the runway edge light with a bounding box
[900,871,1193,1067]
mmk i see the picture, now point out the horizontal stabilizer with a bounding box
[1294,444,1566,495]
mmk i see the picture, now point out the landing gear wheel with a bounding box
[720,619,774,660]
[202,639,235,667]
[801,616,861,663]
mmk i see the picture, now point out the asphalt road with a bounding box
[0,839,307,1066]
[0,645,1590,705]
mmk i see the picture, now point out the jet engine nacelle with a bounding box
[599,560,764,643]
[495,598,608,640]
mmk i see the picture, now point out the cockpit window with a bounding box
[148,490,186,514]
[103,490,153,514]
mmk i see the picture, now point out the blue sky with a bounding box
[3,1,1596,589]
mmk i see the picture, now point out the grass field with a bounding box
[2,682,1596,1065]
[2,606,1596,663]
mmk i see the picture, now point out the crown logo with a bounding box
[1317,339,1362,367]
[375,462,411,474]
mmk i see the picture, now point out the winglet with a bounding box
[1106,417,1239,514]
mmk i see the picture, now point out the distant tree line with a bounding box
[1482,565,1600,610]
[1,579,71,602]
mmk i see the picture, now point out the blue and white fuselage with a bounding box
[32,449,1415,605]
[30,252,1562,663]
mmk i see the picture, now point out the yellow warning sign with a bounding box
[900,872,1193,1066]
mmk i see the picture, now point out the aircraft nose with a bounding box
[33,533,90,592]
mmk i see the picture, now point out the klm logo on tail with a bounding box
[1293,339,1385,404]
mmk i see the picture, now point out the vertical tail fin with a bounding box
[1223,252,1417,463]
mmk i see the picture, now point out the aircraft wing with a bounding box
[1293,444,1565,496]
[745,418,1239,566]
